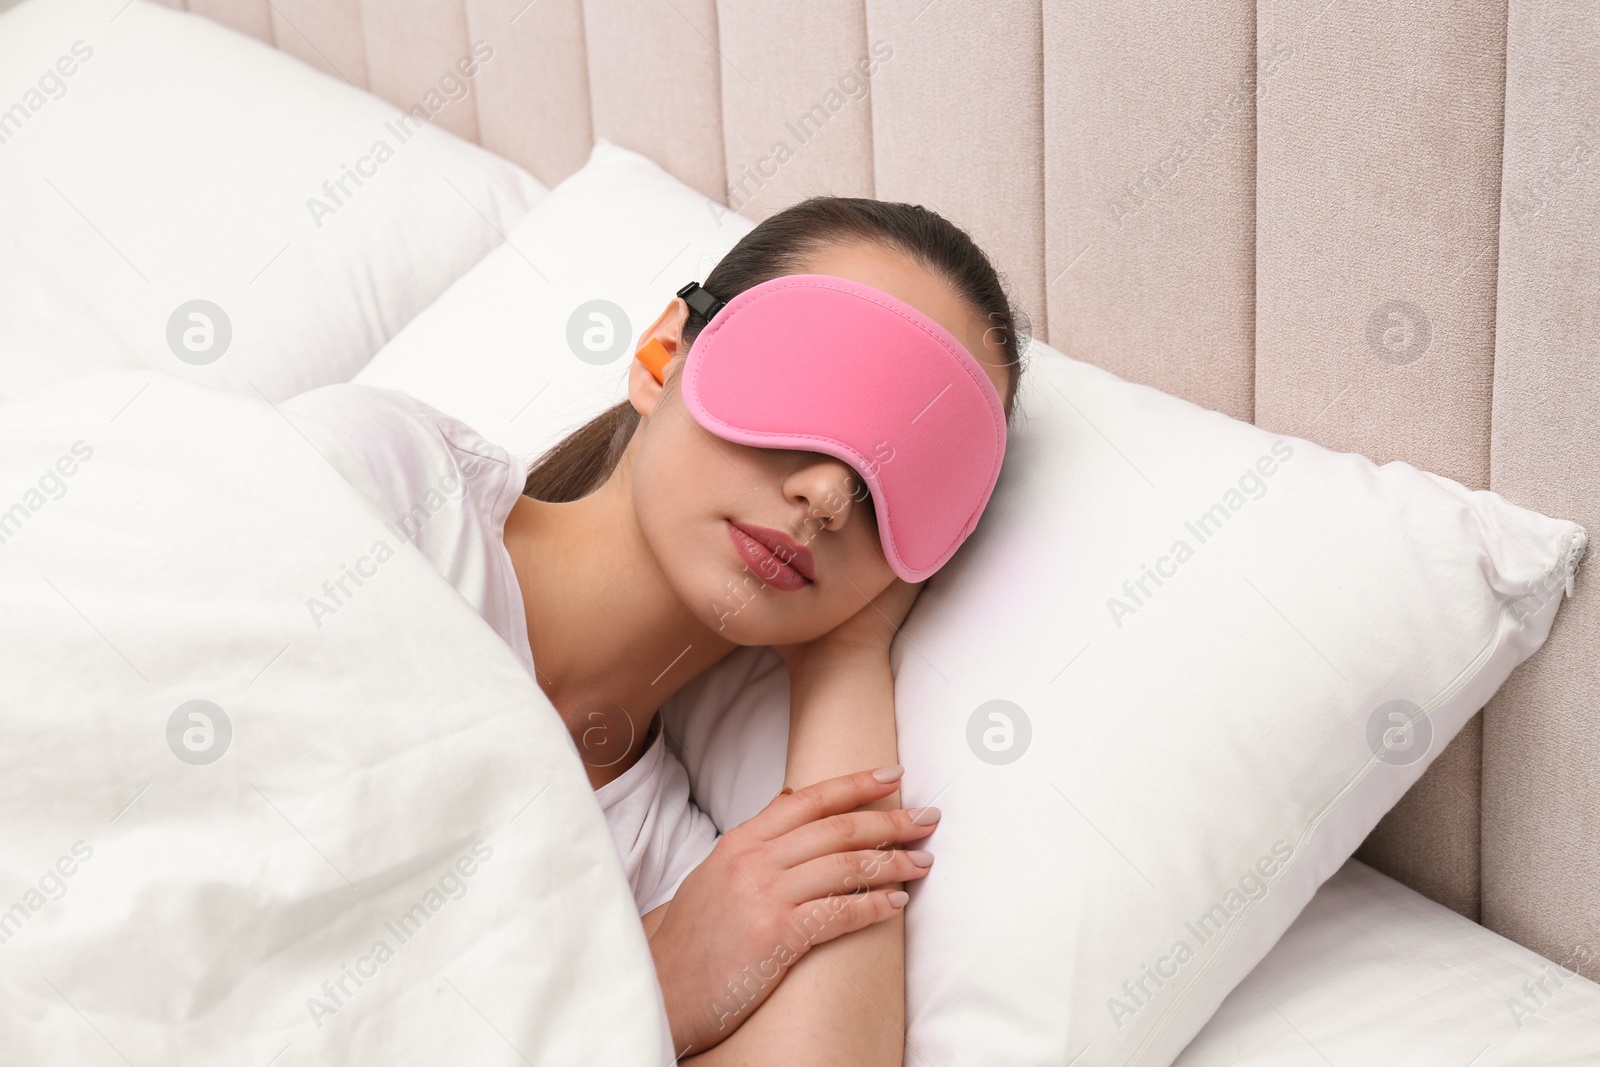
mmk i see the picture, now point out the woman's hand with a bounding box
[646,765,939,1056]
[771,576,926,672]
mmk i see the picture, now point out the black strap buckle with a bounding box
[677,280,726,324]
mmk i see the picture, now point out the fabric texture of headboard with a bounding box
[161,0,1598,967]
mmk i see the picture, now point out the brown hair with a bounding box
[522,195,1031,502]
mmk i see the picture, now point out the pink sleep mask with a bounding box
[678,273,1007,583]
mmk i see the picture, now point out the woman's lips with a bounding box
[727,521,814,591]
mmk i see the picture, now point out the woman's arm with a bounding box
[681,639,922,1066]
[645,759,930,1057]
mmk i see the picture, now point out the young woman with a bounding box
[284,196,1028,1064]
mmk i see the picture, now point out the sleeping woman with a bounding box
[282,195,1028,1064]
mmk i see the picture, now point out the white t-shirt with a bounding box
[281,383,720,916]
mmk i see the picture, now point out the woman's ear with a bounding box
[629,298,691,418]
[627,346,673,418]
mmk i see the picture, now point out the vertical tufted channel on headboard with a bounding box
[866,0,1046,356]
[1483,0,1600,968]
[467,0,592,187]
[582,0,726,200]
[268,0,368,87]
[357,0,480,142]
[166,0,1599,963]
[1255,0,1510,923]
[183,0,271,44]
[715,1,875,220]
[1042,0,1258,424]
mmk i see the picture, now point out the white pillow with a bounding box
[0,0,545,403]
[355,137,753,456]
[349,138,1591,1065]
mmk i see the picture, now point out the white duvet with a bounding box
[0,370,672,1065]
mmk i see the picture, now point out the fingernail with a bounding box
[888,890,910,908]
[909,806,942,825]
[872,764,905,783]
[908,849,934,867]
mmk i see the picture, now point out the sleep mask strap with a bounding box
[677,280,726,324]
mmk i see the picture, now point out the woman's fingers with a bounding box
[782,885,914,951]
[748,765,907,840]
[769,804,940,868]
[781,845,934,903]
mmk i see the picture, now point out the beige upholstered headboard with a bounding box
[164,0,1598,966]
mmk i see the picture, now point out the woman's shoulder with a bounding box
[280,383,529,517]
[280,383,536,663]
[281,383,512,461]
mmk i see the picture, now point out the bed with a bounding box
[1,0,1596,1063]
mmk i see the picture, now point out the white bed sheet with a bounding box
[1175,858,1600,1065]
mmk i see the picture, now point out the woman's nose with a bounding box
[789,457,861,532]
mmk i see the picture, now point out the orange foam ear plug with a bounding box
[636,337,671,383]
